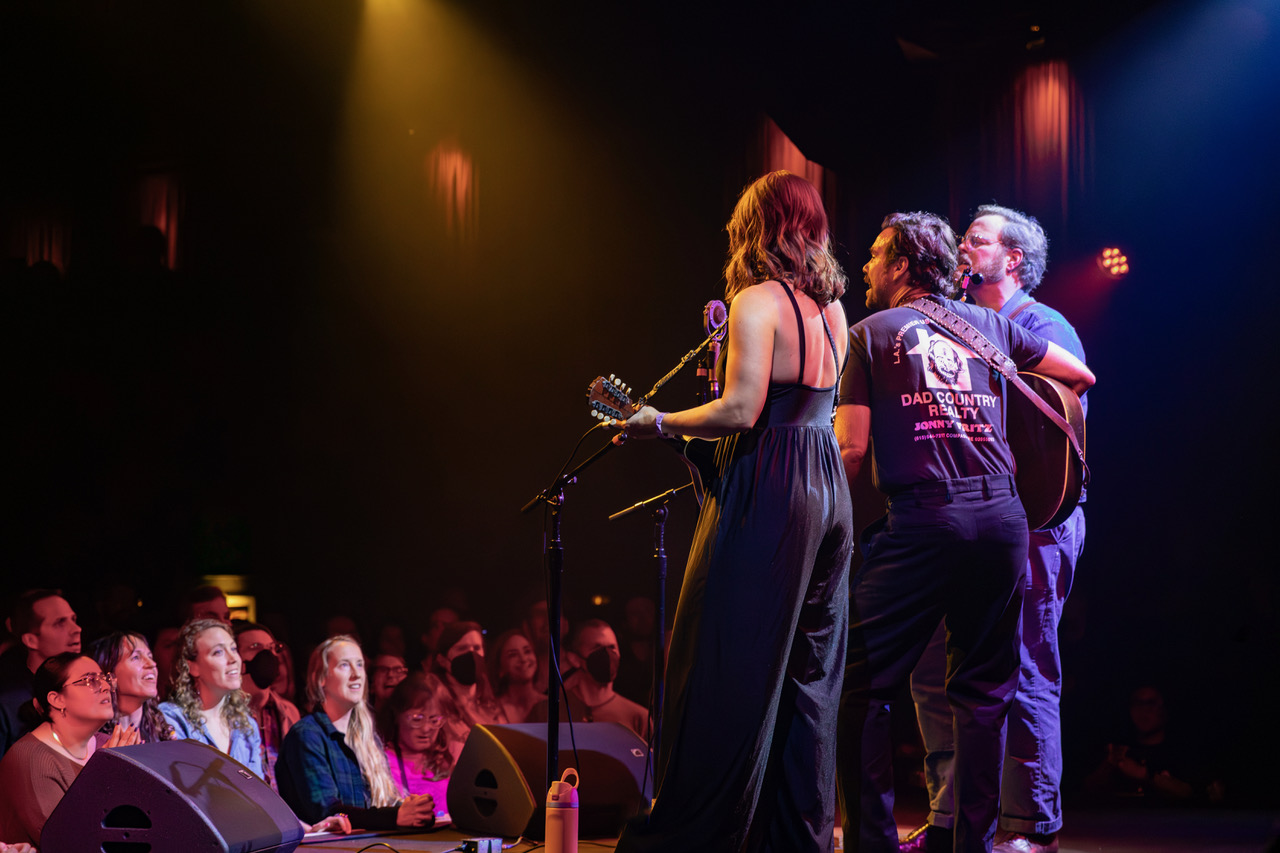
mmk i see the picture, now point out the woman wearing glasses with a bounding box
[89,631,176,745]
[159,618,263,778]
[376,672,459,815]
[0,652,140,845]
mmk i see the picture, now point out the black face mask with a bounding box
[584,647,619,685]
[450,651,479,686]
[246,650,280,690]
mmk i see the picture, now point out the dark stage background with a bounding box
[3,0,1278,806]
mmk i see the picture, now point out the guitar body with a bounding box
[1007,372,1086,531]
[669,435,719,507]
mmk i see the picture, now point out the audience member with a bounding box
[88,631,175,743]
[324,615,361,646]
[376,624,407,659]
[0,653,139,846]
[613,595,656,706]
[1083,684,1223,806]
[1,591,82,758]
[490,629,540,724]
[257,613,299,703]
[377,672,459,812]
[370,654,409,712]
[85,579,143,638]
[151,625,182,699]
[530,619,649,739]
[522,600,570,695]
[278,635,435,829]
[420,606,459,659]
[184,585,231,623]
[233,621,300,792]
[159,619,263,777]
[428,622,506,728]
[273,639,298,703]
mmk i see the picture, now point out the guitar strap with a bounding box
[1007,297,1036,322]
[907,297,1089,486]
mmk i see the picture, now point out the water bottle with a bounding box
[545,767,579,853]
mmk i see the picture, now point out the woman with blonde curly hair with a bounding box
[159,618,261,777]
[613,171,853,852]
[278,635,434,830]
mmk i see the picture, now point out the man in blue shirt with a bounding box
[904,205,1089,853]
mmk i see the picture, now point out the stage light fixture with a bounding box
[1097,247,1130,276]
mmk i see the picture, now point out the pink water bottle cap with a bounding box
[547,768,579,808]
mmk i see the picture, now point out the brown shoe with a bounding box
[993,834,1059,853]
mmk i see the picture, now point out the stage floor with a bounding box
[298,807,1280,852]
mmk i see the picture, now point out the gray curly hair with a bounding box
[975,204,1049,292]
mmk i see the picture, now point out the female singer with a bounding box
[614,171,854,852]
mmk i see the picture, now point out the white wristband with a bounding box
[655,412,668,438]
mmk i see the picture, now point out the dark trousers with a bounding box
[838,475,1028,853]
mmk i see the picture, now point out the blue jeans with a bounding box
[910,506,1085,836]
[838,475,1027,853]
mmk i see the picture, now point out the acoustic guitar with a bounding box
[1006,372,1087,531]
[586,374,718,505]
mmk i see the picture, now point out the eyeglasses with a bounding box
[373,665,410,678]
[66,672,117,693]
[407,713,445,729]
[959,234,1002,250]
[240,641,286,656]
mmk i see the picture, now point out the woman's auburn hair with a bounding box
[723,171,847,307]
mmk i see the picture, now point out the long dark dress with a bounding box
[616,287,854,853]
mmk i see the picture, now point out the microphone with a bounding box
[955,268,983,302]
[700,301,727,402]
[703,300,727,337]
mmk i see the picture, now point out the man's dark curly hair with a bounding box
[882,212,959,298]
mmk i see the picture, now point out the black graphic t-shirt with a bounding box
[838,298,1048,494]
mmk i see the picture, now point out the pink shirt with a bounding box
[384,746,450,818]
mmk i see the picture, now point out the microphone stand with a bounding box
[608,481,693,771]
[521,440,624,792]
[518,312,725,793]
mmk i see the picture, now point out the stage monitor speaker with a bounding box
[447,722,652,839]
[43,739,304,853]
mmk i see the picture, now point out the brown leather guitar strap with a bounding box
[1007,297,1036,322]
[907,297,1089,485]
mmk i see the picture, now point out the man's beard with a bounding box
[971,249,1006,286]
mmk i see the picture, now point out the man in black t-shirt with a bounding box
[834,212,1094,853]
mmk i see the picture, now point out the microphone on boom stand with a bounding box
[699,300,727,403]
[955,268,983,302]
